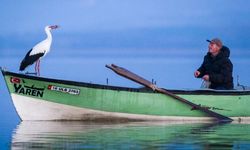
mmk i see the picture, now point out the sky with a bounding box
[1,0,250,49]
[0,0,250,88]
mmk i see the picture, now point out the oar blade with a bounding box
[106,64,152,88]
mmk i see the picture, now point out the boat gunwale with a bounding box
[2,69,250,96]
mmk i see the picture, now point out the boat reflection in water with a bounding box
[11,121,250,149]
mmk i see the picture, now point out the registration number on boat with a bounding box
[48,85,80,95]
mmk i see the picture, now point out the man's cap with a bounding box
[206,38,223,48]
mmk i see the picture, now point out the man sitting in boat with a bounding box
[194,38,234,90]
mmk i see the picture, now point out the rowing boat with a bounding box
[1,68,250,122]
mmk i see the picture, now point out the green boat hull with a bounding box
[2,69,250,121]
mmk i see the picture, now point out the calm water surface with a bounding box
[9,121,250,149]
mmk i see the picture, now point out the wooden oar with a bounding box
[106,64,232,122]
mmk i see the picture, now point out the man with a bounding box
[194,38,234,90]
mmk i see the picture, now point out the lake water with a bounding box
[1,48,250,149]
[6,121,250,149]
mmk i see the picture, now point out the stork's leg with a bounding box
[35,60,38,75]
[34,59,40,76]
[37,59,40,76]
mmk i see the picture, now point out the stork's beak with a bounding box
[49,25,59,29]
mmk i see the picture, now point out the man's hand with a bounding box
[202,75,210,81]
[194,71,200,77]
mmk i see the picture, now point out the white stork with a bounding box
[19,25,59,76]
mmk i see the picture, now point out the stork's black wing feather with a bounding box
[19,49,45,71]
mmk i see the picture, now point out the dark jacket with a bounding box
[197,46,234,90]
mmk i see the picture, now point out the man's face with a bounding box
[208,42,220,54]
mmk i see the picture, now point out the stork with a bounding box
[19,25,59,76]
